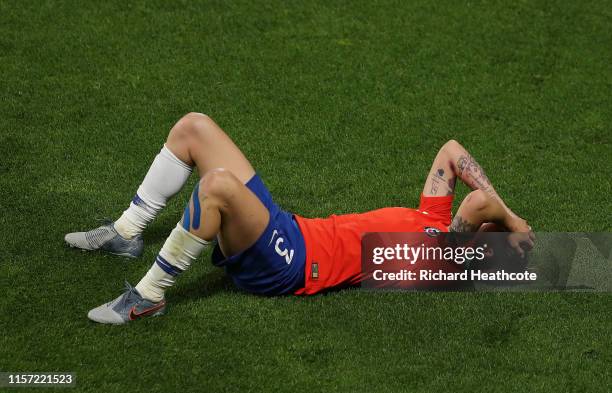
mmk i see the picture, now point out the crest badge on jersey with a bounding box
[424,226,441,237]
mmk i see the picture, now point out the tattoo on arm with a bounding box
[456,154,494,197]
[449,215,480,233]
[429,174,440,194]
[447,176,456,196]
[429,168,456,196]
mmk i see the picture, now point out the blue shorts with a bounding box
[211,174,306,295]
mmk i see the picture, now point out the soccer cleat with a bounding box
[64,221,143,258]
[88,282,166,325]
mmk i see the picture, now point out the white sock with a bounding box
[135,224,210,302]
[114,145,192,239]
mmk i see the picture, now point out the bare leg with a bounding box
[108,112,256,242]
[132,116,269,303]
[87,168,271,323]
[133,166,270,303]
[88,115,273,322]
[183,169,269,256]
[166,113,268,254]
[165,112,255,182]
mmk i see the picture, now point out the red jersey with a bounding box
[294,194,454,295]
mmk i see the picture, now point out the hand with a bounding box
[507,232,534,258]
[506,215,531,233]
[505,217,535,258]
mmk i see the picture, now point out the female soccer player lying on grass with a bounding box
[65,113,534,324]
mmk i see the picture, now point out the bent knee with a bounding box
[199,168,239,199]
[181,112,211,126]
[169,112,214,140]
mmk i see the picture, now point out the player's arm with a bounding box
[450,189,535,256]
[444,140,512,214]
[423,139,517,218]
[450,190,526,232]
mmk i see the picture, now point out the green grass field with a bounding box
[1,0,611,391]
